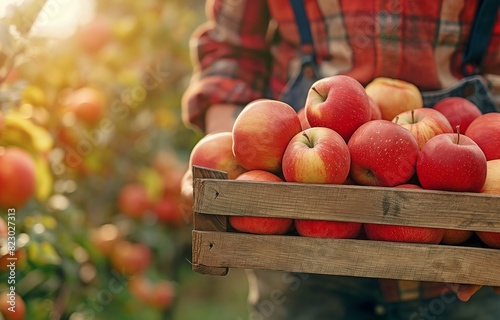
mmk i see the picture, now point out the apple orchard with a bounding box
[0,1,204,319]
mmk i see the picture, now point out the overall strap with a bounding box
[462,0,500,76]
[289,0,316,63]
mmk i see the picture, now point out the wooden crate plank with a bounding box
[192,230,500,286]
[194,179,500,232]
[192,166,229,275]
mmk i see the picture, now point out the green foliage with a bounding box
[0,0,250,319]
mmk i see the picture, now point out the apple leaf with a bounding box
[138,167,163,202]
[3,111,53,152]
[33,154,53,201]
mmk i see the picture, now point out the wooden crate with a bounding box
[191,166,500,286]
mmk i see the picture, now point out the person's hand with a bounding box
[179,167,194,223]
[179,103,241,223]
[450,284,500,302]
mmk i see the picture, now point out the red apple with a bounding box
[465,112,500,160]
[0,292,25,320]
[282,127,350,184]
[130,275,175,310]
[0,147,36,209]
[0,216,7,238]
[305,75,371,141]
[348,120,419,187]
[90,224,122,256]
[393,108,453,149]
[63,87,106,125]
[297,108,311,130]
[228,170,293,235]
[294,219,362,239]
[283,127,360,239]
[189,132,247,179]
[153,196,183,226]
[432,97,482,133]
[364,223,445,244]
[364,184,445,244]
[232,99,302,173]
[365,77,423,121]
[481,159,500,195]
[110,241,152,275]
[476,159,500,248]
[77,16,111,53]
[368,96,382,120]
[117,183,152,218]
[416,130,487,192]
[441,229,473,245]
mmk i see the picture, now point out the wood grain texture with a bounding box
[194,180,500,232]
[192,166,229,275]
[192,230,500,285]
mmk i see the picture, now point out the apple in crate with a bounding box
[364,184,445,244]
[368,96,382,120]
[282,127,351,184]
[348,120,419,187]
[476,159,500,248]
[365,77,423,121]
[465,112,500,161]
[393,108,453,149]
[228,170,293,235]
[432,97,482,132]
[281,127,360,238]
[189,131,247,179]
[416,129,487,192]
[232,99,302,173]
[297,108,311,130]
[305,75,371,141]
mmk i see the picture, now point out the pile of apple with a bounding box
[190,75,500,249]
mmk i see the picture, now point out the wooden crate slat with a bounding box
[192,166,229,275]
[192,230,500,286]
[194,179,500,232]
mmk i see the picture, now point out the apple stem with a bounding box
[394,116,399,124]
[302,132,314,148]
[456,125,461,144]
[311,87,326,101]
[411,110,415,123]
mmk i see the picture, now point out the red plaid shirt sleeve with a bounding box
[181,0,272,132]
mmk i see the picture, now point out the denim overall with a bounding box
[246,1,500,319]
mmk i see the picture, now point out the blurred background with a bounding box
[0,0,249,319]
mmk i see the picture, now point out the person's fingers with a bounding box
[450,284,482,302]
[180,169,194,223]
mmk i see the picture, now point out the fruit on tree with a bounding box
[0,147,36,209]
[63,87,106,125]
[117,183,152,218]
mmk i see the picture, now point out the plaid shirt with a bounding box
[182,0,499,302]
[182,0,500,132]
